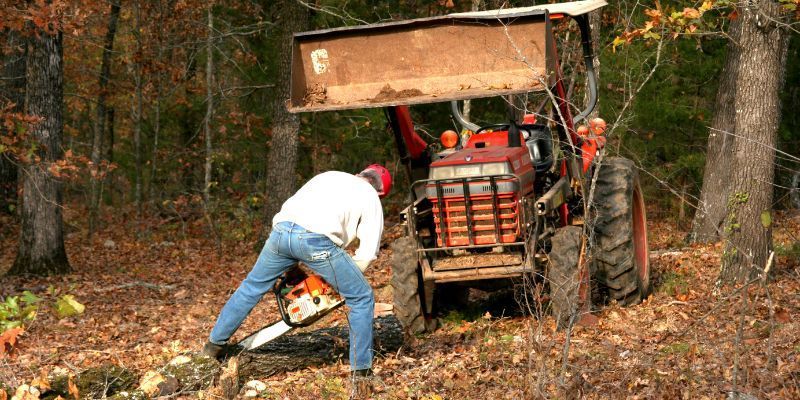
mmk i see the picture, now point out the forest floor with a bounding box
[0,206,799,399]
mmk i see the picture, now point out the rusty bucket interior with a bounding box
[288,10,556,113]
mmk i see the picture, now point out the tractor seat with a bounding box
[522,124,554,174]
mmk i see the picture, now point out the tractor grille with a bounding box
[427,177,520,247]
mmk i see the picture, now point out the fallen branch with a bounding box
[94,281,178,293]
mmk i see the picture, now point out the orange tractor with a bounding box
[288,0,649,332]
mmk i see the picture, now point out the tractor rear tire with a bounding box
[592,157,650,305]
[547,226,583,329]
[390,236,427,335]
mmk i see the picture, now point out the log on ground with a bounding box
[236,315,404,380]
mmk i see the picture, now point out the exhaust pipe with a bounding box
[508,122,522,148]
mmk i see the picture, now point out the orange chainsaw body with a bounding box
[283,274,340,325]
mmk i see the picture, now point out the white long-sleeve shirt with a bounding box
[272,171,384,271]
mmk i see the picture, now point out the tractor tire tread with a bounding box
[591,157,649,306]
[547,226,583,329]
[390,236,427,335]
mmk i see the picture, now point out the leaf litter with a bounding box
[0,208,797,398]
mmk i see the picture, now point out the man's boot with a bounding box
[350,368,373,400]
[202,341,229,360]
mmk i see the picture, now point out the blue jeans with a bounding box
[209,221,375,371]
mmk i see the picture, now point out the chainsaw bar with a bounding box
[236,299,345,351]
[237,319,294,351]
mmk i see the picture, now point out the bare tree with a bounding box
[9,19,70,275]
[719,0,789,282]
[203,3,214,204]
[262,0,308,233]
[88,0,121,237]
[690,16,742,243]
[132,0,144,222]
[0,29,26,215]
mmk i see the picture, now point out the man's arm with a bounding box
[352,196,384,272]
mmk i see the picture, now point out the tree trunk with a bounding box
[203,4,214,205]
[180,106,195,193]
[720,1,789,282]
[105,107,116,206]
[89,0,121,238]
[262,0,308,235]
[690,16,743,243]
[132,0,144,222]
[9,22,70,276]
[0,29,26,215]
[150,91,160,200]
[106,108,115,163]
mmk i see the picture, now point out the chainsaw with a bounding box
[236,268,344,351]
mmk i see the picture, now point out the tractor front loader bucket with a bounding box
[288,9,558,113]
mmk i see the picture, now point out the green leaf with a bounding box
[15,122,26,136]
[643,31,661,40]
[2,320,21,330]
[612,36,626,52]
[21,291,41,305]
[21,305,38,321]
[0,321,15,332]
[5,296,19,314]
[760,210,772,228]
[55,294,85,318]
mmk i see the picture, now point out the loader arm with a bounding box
[386,105,433,188]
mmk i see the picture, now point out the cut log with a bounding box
[236,315,404,380]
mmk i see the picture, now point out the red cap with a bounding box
[361,164,392,199]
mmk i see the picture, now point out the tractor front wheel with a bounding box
[592,157,650,305]
[390,236,428,335]
[547,226,583,329]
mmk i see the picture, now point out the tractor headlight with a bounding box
[430,162,511,180]
[480,162,510,175]
[430,166,455,179]
[453,164,482,177]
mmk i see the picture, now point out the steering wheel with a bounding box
[474,123,511,135]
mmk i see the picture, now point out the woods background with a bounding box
[0,0,798,257]
[1,0,799,398]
